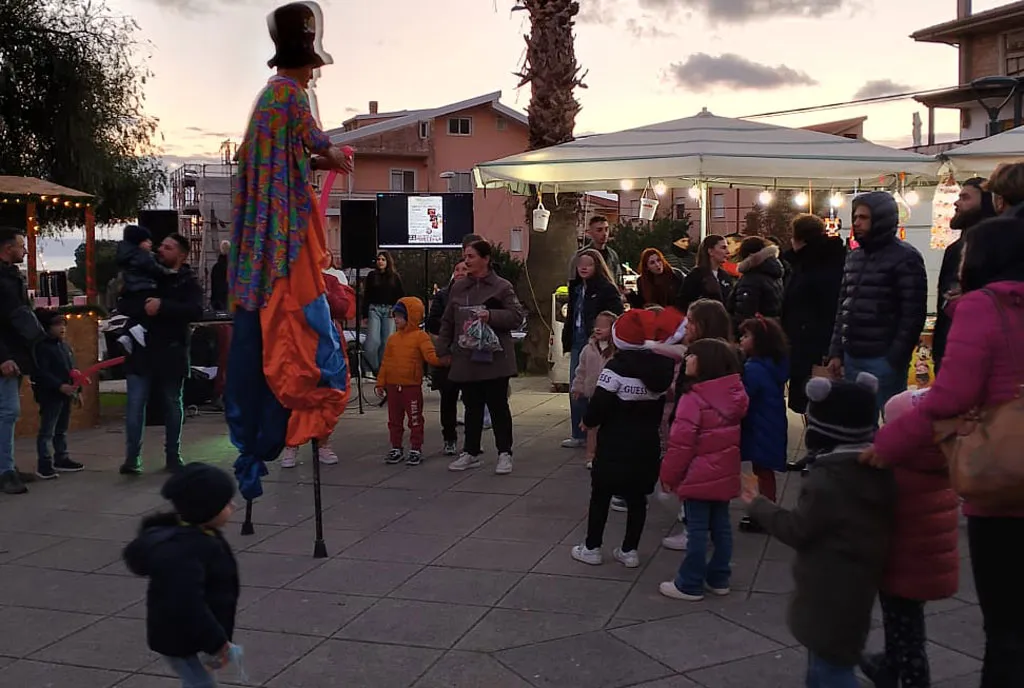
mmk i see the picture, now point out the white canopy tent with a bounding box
[474,109,939,237]
[943,125,1024,176]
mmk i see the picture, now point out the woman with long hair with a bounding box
[561,248,624,449]
[361,250,405,376]
[635,248,684,308]
[676,235,735,313]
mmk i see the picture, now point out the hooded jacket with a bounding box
[122,512,239,658]
[32,334,75,404]
[0,260,44,374]
[748,447,896,667]
[740,356,789,472]
[584,349,675,495]
[570,336,614,398]
[116,240,168,295]
[377,296,442,387]
[661,373,750,502]
[727,244,784,327]
[829,192,928,370]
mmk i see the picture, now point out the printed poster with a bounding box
[408,196,444,245]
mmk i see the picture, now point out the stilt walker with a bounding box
[225,1,353,554]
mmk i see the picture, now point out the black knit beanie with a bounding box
[804,373,878,452]
[123,224,151,246]
[161,463,235,525]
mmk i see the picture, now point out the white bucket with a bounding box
[532,205,550,232]
[638,196,659,221]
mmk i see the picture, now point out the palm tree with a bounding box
[513,0,586,373]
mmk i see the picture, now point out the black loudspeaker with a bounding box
[138,210,180,246]
[339,200,378,269]
[38,271,69,305]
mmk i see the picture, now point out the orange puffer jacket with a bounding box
[377,296,443,387]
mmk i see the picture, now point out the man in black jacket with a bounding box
[827,192,927,416]
[0,227,46,494]
[121,233,204,476]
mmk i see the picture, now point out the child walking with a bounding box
[375,296,447,466]
[32,310,84,479]
[570,310,617,469]
[123,463,242,688]
[742,374,897,687]
[860,389,959,688]
[736,315,789,533]
[659,338,748,601]
[115,224,169,353]
[571,309,675,568]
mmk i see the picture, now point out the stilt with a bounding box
[241,499,254,535]
[311,438,328,558]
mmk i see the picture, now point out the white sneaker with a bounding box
[610,497,628,512]
[483,410,492,429]
[495,452,513,475]
[705,583,731,597]
[280,447,298,468]
[448,452,481,472]
[613,548,640,568]
[571,544,603,566]
[678,505,687,523]
[585,460,593,470]
[561,438,585,449]
[661,531,688,551]
[659,581,703,601]
[318,447,339,465]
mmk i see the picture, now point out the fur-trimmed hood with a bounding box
[738,244,784,278]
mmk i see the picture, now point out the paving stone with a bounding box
[0,607,102,657]
[713,592,795,646]
[0,533,66,564]
[391,565,523,606]
[318,487,425,531]
[338,530,459,564]
[612,611,783,673]
[531,545,646,581]
[288,557,422,596]
[751,559,795,595]
[432,537,552,572]
[627,676,699,688]
[413,650,533,688]
[227,483,362,527]
[231,551,322,588]
[496,631,674,688]
[863,627,982,683]
[0,567,145,615]
[32,617,156,671]
[0,659,126,688]
[112,676,182,688]
[498,573,631,618]
[266,639,440,688]
[501,494,589,521]
[474,514,580,544]
[451,474,542,495]
[456,608,607,653]
[927,605,986,660]
[685,647,807,687]
[377,464,473,491]
[335,597,487,649]
[244,526,365,557]
[236,589,375,636]
[934,673,984,688]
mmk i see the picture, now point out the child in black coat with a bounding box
[32,309,83,479]
[123,463,243,687]
[116,224,170,353]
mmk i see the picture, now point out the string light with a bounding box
[688,185,701,200]
[653,181,667,196]
[758,190,774,206]
[830,193,844,208]
[620,180,634,191]
[905,190,920,206]
[793,192,809,207]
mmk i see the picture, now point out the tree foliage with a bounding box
[0,0,165,229]
[742,190,832,246]
[67,239,118,293]
[608,216,692,273]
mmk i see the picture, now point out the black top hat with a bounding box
[267,2,333,70]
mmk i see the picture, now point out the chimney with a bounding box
[958,0,971,19]
[369,101,378,115]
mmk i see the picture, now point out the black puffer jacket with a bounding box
[829,192,928,370]
[727,245,784,327]
[561,276,624,351]
[0,261,44,374]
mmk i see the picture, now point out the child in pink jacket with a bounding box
[570,311,617,467]
[659,338,749,601]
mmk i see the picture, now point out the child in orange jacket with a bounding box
[376,297,448,466]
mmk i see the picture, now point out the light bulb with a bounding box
[653,181,667,196]
[620,180,634,191]
[905,190,920,206]
[688,185,701,200]
[794,192,809,207]
[830,193,844,208]
[758,190,773,206]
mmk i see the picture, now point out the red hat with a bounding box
[612,309,657,351]
[653,307,686,343]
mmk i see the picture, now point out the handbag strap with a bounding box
[981,288,1024,387]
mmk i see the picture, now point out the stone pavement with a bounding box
[0,378,983,687]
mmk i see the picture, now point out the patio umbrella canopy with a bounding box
[944,125,1024,175]
[474,109,938,192]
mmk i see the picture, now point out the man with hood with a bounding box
[827,191,927,415]
[933,178,996,372]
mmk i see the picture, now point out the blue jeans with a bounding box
[0,376,20,475]
[569,341,586,440]
[36,397,71,471]
[164,655,218,688]
[843,355,906,421]
[675,499,732,595]
[363,304,395,374]
[125,373,184,468]
[806,652,857,688]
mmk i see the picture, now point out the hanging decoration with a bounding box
[930,172,961,250]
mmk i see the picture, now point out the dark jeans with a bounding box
[36,397,71,471]
[879,592,929,688]
[585,473,647,552]
[440,378,460,444]
[124,373,185,468]
[568,341,586,439]
[806,653,857,688]
[675,499,732,595]
[461,377,512,456]
[968,515,1024,687]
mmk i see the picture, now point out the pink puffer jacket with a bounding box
[661,373,749,502]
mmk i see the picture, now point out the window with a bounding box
[712,193,726,219]
[390,169,416,192]
[450,172,473,193]
[447,117,472,136]
[496,116,507,131]
[418,121,430,139]
[1006,30,1024,76]
[674,201,687,220]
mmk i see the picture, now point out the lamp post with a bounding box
[969,76,1022,136]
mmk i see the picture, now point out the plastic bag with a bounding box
[201,643,250,684]
[458,314,503,363]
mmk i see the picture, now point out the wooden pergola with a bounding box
[0,176,97,302]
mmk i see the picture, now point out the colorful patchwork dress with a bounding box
[226,74,350,500]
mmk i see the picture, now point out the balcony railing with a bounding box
[902,138,982,155]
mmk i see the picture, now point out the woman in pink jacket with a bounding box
[868,217,1024,687]
[659,338,749,601]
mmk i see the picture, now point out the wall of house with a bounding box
[967,33,1002,80]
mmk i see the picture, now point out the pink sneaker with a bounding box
[280,447,298,468]
[318,447,339,465]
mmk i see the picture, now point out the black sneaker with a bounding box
[36,465,59,480]
[406,450,423,466]
[385,448,404,464]
[119,463,142,476]
[443,441,457,456]
[164,461,185,474]
[738,516,766,534]
[54,459,84,473]
[0,470,28,494]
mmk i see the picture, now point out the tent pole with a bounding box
[699,182,710,241]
